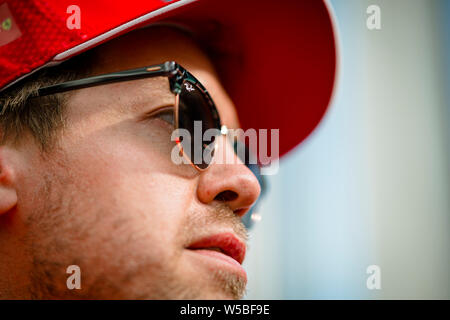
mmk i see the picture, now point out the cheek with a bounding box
[52,118,195,270]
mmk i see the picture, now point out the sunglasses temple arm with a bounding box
[36,62,178,97]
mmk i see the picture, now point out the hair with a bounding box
[0,51,95,151]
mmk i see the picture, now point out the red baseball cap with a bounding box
[0,0,337,158]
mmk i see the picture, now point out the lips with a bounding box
[187,232,246,265]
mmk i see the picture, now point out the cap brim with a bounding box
[2,0,337,158]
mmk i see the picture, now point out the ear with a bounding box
[0,148,18,215]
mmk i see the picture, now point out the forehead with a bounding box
[86,26,239,128]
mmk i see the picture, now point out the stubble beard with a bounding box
[25,162,248,300]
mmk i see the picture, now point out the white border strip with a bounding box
[54,0,198,61]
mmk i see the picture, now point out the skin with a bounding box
[0,26,260,299]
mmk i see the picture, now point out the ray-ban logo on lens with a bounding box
[0,3,21,46]
[184,83,195,92]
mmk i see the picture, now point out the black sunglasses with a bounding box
[37,61,265,228]
[38,61,221,170]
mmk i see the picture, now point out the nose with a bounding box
[196,136,261,217]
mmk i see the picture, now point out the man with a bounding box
[0,0,336,299]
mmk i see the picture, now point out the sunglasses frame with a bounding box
[36,61,266,229]
[37,61,222,171]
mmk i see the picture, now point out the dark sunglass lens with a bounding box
[178,80,220,169]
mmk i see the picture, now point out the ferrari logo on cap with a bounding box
[1,17,11,31]
[0,3,21,46]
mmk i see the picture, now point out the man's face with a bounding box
[1,27,260,299]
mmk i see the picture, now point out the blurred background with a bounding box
[244,0,450,299]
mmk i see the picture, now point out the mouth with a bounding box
[186,232,246,265]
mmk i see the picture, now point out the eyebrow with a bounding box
[107,77,176,116]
